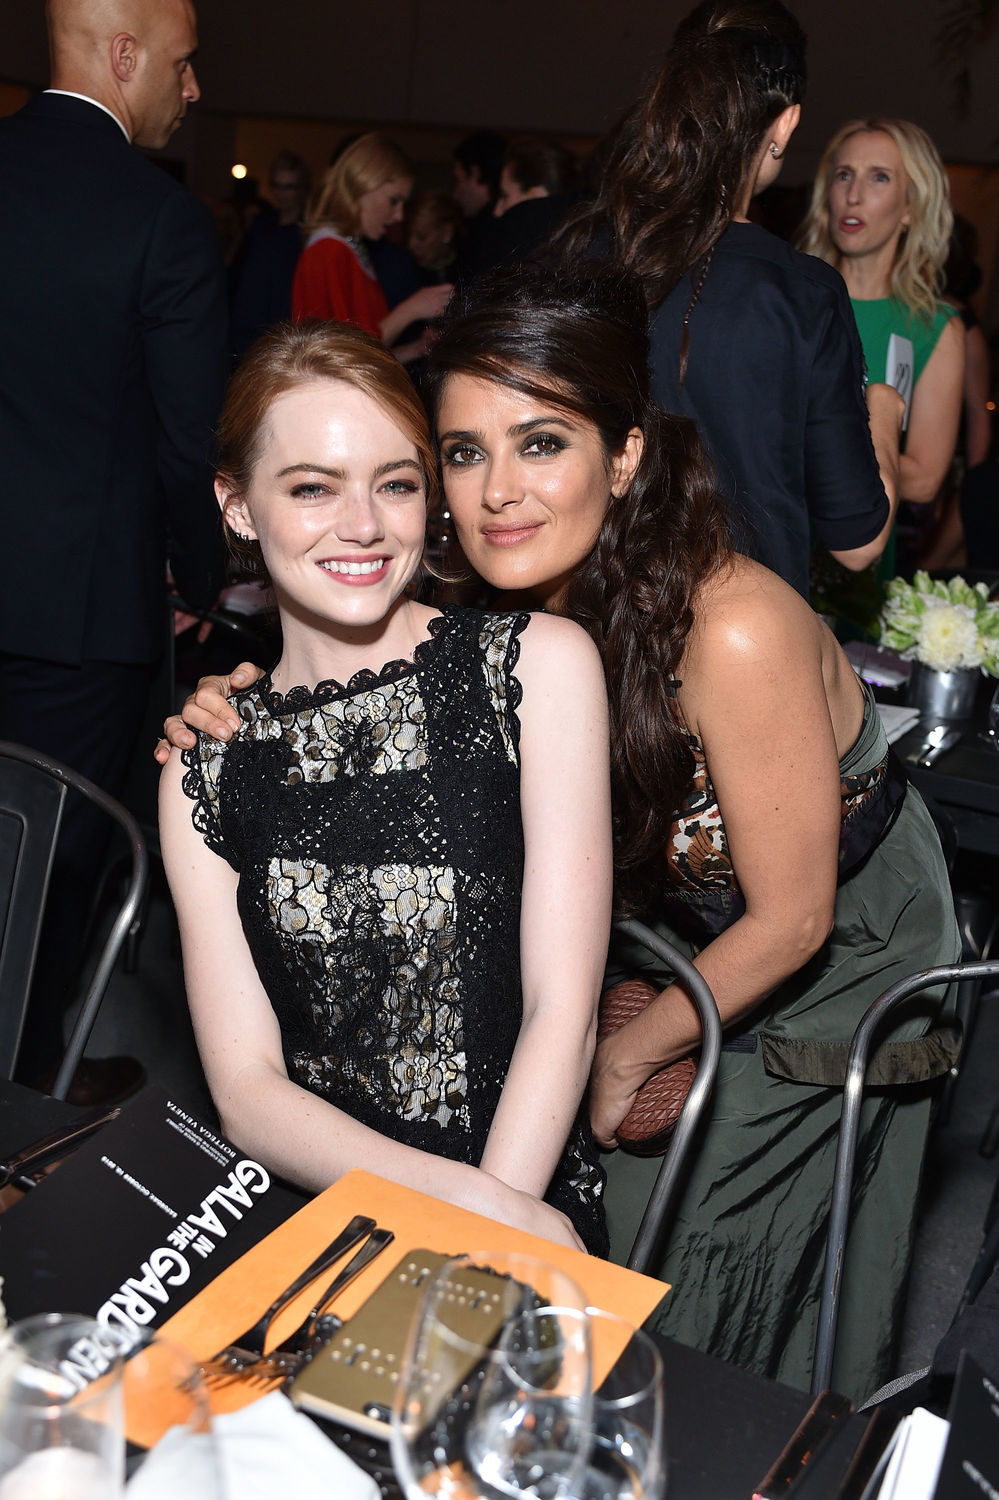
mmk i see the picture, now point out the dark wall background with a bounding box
[4,0,997,168]
[4,0,998,322]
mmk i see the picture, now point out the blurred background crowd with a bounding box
[4,3,997,595]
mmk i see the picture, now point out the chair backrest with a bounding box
[0,761,67,1077]
[812,958,999,1396]
[0,741,148,1101]
[612,918,723,1275]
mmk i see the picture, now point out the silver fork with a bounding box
[250,1226,395,1385]
[199,1213,375,1382]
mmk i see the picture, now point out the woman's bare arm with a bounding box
[899,314,965,504]
[589,569,851,1146]
[380,284,453,347]
[828,382,903,570]
[479,615,612,1198]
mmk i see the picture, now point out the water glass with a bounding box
[390,1251,592,1500]
[0,1312,125,1499]
[579,1310,665,1500]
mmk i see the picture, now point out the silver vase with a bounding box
[905,661,980,720]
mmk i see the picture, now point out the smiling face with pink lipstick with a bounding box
[437,376,640,609]
[214,322,436,688]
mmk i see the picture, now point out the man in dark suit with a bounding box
[487,138,581,272]
[0,0,227,1100]
[452,131,507,286]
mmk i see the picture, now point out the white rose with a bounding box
[917,601,981,671]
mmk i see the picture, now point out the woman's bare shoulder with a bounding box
[517,610,602,662]
[513,612,606,705]
[691,555,822,665]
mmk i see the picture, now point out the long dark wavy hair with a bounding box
[560,0,805,382]
[424,263,732,914]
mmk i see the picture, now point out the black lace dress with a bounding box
[181,607,607,1253]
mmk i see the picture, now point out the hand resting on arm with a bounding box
[154,662,265,762]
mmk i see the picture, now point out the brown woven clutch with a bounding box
[597,979,697,1157]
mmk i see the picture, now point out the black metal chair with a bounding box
[0,740,148,1102]
[812,958,999,1396]
[611,918,723,1276]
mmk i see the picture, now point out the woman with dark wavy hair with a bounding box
[423,264,957,1399]
[162,264,958,1397]
[560,0,901,602]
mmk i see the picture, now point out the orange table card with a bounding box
[147,1169,668,1445]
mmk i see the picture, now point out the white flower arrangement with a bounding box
[878,573,999,676]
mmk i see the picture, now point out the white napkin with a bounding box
[126,1391,379,1500]
[870,1406,948,1500]
[876,703,922,746]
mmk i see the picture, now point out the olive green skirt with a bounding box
[602,784,960,1403]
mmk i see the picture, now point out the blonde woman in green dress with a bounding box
[800,119,964,525]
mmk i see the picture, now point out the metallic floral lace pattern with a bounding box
[268,855,469,1128]
[479,618,520,764]
[243,676,429,784]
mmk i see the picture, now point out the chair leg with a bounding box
[123,874,152,974]
[936,974,980,1126]
[937,899,999,1125]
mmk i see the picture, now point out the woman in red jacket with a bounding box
[292,132,451,360]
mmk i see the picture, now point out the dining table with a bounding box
[148,1163,871,1498]
[893,711,999,859]
[0,1086,875,1500]
[853,645,999,861]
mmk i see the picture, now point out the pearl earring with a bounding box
[770,143,781,159]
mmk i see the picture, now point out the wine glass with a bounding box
[120,1332,225,1496]
[577,1309,665,1500]
[390,1251,592,1500]
[0,1313,126,1499]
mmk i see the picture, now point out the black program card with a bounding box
[934,1352,999,1499]
[0,1086,302,1330]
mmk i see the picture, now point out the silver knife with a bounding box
[906,725,961,767]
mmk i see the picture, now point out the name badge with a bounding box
[886,333,915,431]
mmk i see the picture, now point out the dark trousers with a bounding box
[0,652,156,1075]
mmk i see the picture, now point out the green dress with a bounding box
[602,685,960,1402]
[851,297,953,401]
[812,298,955,632]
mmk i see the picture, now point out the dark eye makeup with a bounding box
[442,442,482,467]
[523,432,567,456]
